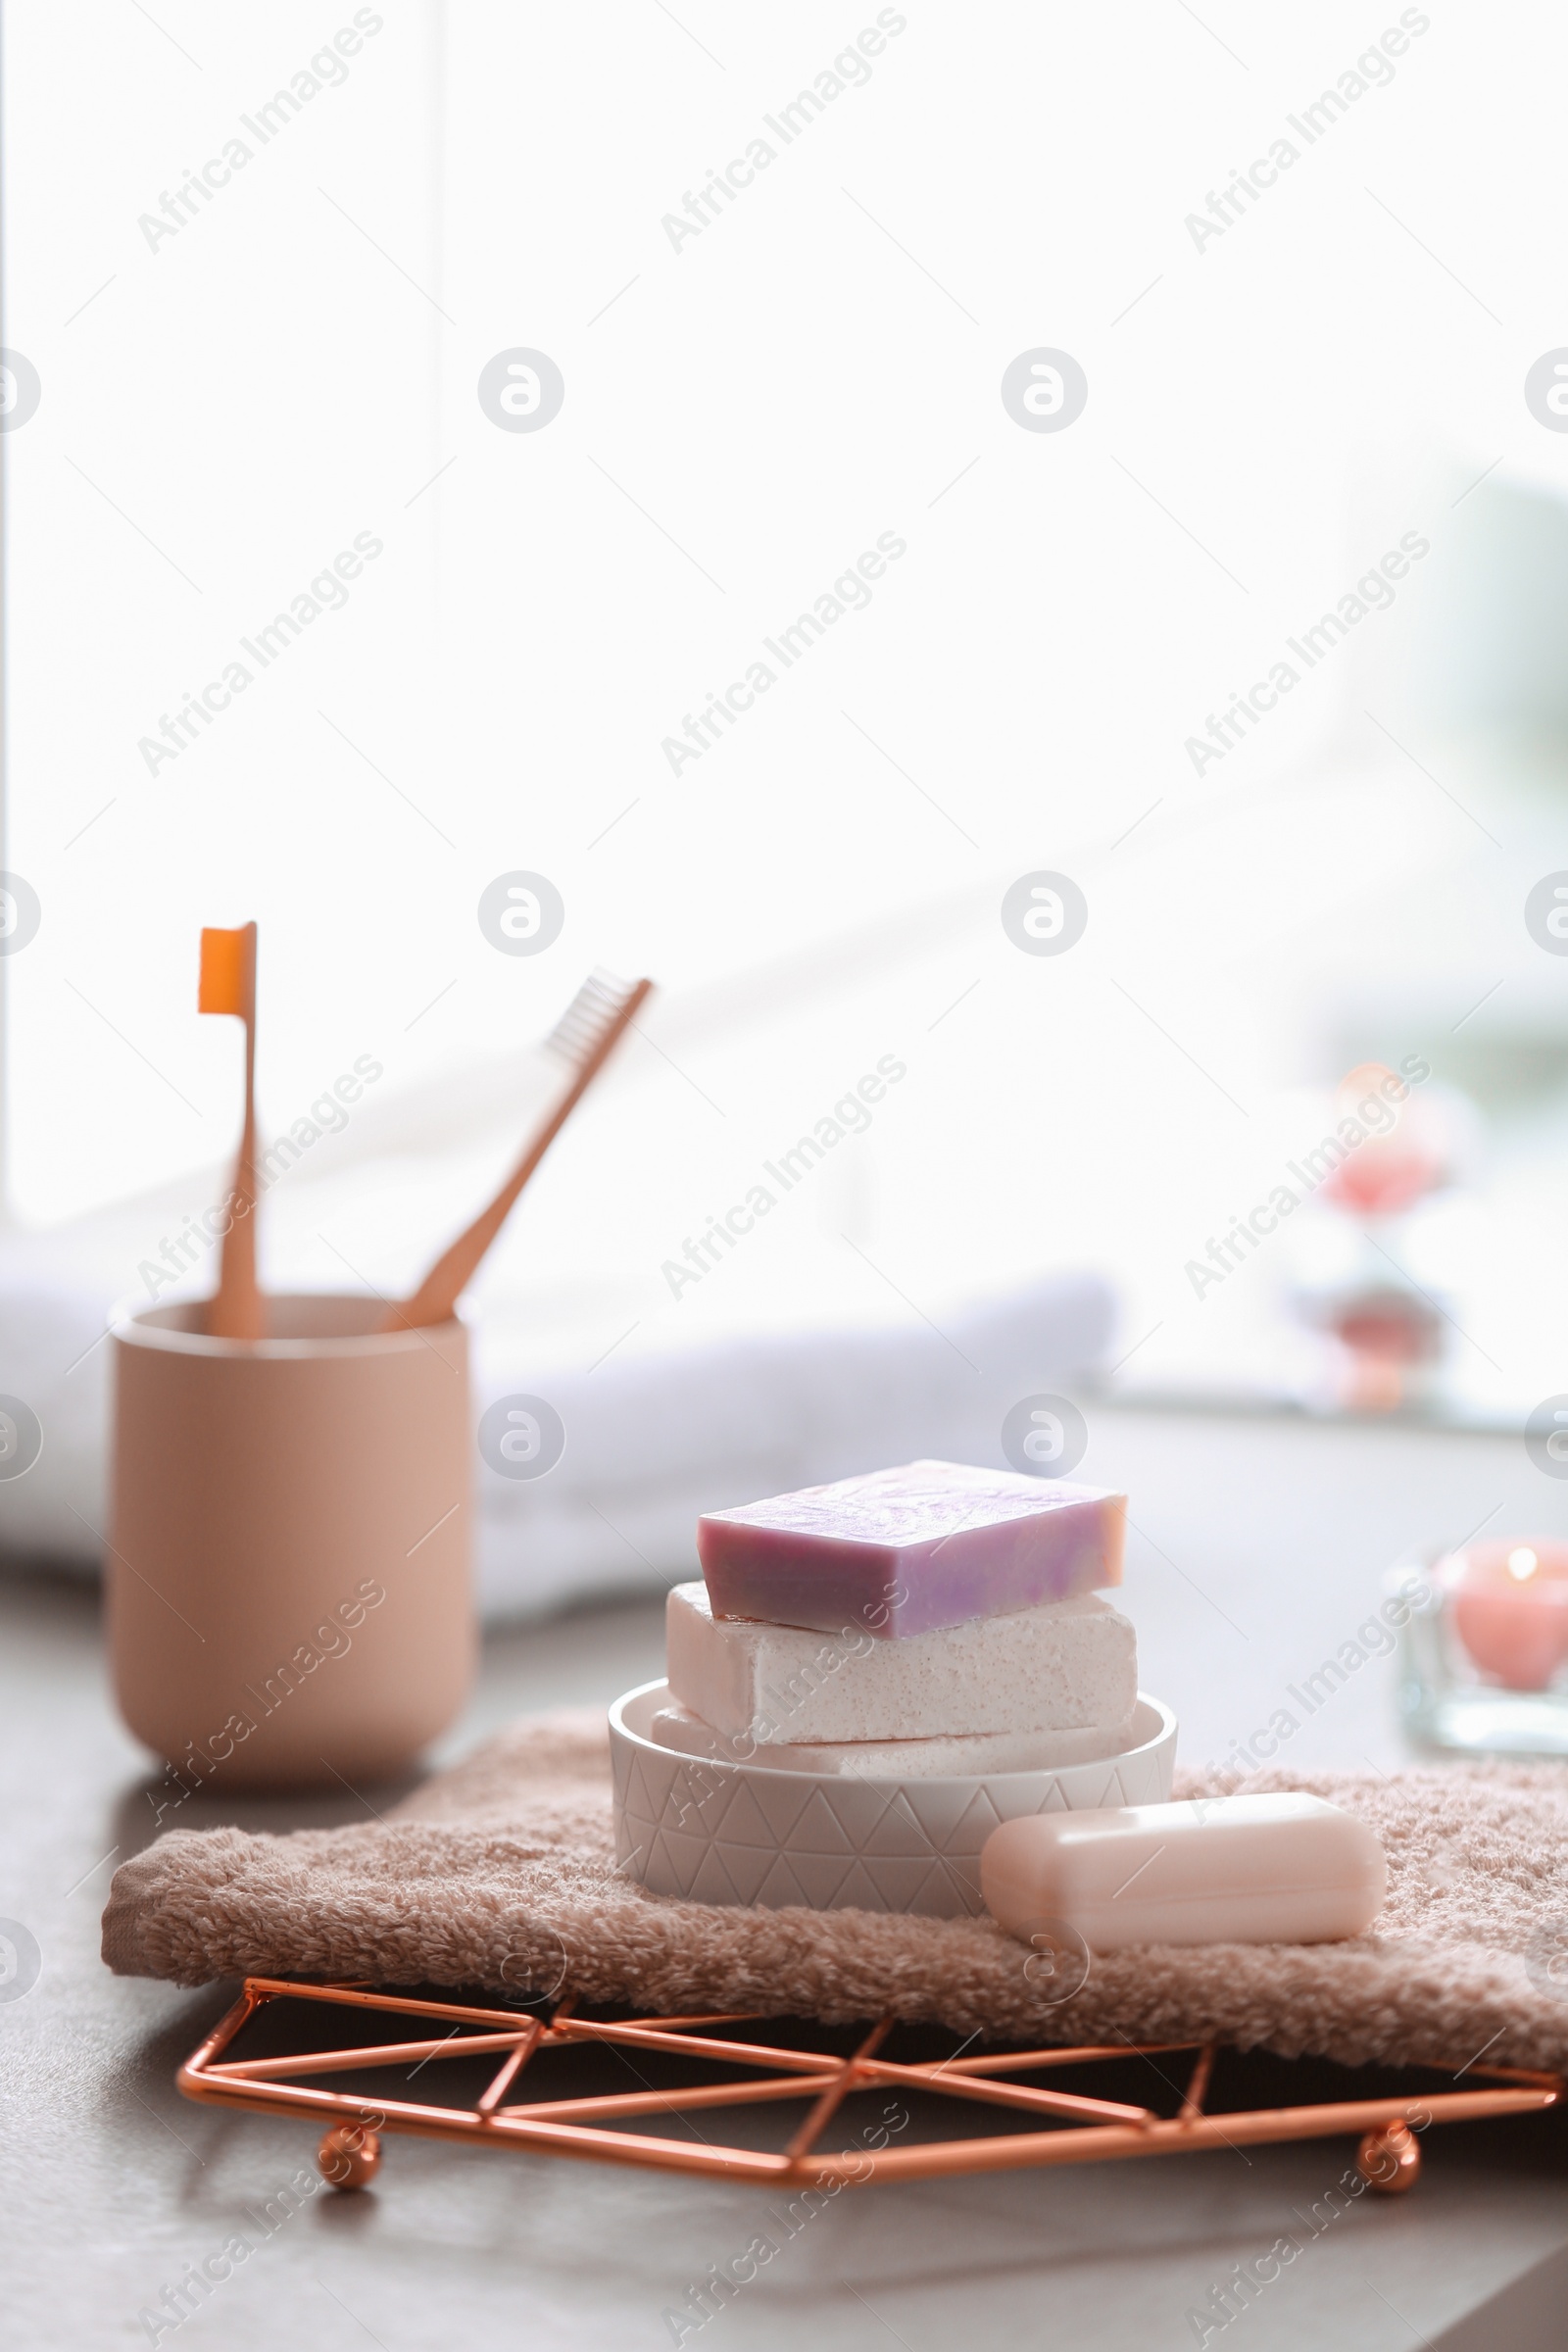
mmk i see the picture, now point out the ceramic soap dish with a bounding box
[609,1680,1178,1917]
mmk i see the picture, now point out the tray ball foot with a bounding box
[319,2125,382,2189]
[1356,2123,1421,2193]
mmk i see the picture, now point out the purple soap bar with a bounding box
[697,1458,1126,1640]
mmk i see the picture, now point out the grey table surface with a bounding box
[4,1405,1567,2350]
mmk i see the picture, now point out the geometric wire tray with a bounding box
[178,1978,1565,2196]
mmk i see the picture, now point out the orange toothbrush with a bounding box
[380,969,653,1332]
[198,922,264,1340]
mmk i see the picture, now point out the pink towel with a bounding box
[102,1709,1568,2078]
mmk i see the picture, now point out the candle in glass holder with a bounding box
[1442,1541,1568,1692]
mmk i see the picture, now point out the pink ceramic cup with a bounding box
[108,1295,474,1790]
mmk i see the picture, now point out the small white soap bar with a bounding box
[649,1699,1135,1778]
[665,1580,1137,1744]
[981,1795,1386,1951]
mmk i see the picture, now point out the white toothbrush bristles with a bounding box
[545,969,639,1065]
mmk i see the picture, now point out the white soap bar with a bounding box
[665,1581,1137,1744]
[649,1699,1137,1778]
[981,1795,1386,1950]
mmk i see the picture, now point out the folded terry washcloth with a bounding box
[102,1711,1568,2079]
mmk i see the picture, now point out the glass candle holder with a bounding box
[1395,1540,1568,1758]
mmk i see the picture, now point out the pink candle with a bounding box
[1442,1540,1568,1691]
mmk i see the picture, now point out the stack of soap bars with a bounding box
[656,1459,1137,1777]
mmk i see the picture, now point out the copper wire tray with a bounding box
[177,1978,1564,2195]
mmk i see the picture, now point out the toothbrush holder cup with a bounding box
[108,1295,474,1791]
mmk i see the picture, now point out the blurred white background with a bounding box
[8,0,1568,1435]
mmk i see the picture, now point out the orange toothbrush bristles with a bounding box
[199,926,252,1018]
